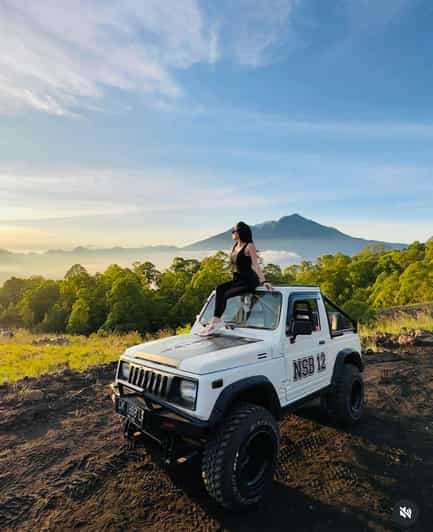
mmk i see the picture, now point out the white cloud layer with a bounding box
[217,0,301,67]
[0,0,300,116]
[0,0,215,115]
[258,249,302,266]
[0,165,271,223]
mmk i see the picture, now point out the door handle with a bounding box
[318,340,326,345]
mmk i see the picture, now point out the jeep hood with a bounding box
[124,332,268,374]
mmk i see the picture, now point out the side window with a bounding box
[324,300,354,333]
[288,298,321,332]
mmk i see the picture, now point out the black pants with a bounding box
[214,271,259,318]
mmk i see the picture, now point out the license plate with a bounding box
[118,399,145,424]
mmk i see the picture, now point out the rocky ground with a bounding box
[1,346,432,531]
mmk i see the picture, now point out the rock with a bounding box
[398,334,416,346]
[415,333,433,346]
[375,332,398,348]
[23,389,45,401]
[47,382,64,392]
[32,336,70,346]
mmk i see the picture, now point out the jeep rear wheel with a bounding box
[202,402,279,510]
[328,364,364,425]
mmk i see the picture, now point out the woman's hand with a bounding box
[263,281,273,291]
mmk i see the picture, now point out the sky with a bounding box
[1,0,433,252]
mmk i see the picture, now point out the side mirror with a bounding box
[288,319,313,343]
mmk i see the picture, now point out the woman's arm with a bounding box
[247,243,272,289]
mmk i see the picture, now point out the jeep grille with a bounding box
[128,365,171,398]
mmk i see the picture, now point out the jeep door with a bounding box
[284,292,330,403]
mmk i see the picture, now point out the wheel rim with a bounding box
[350,380,362,413]
[237,429,276,497]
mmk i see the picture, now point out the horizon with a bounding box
[1,1,433,251]
[0,212,417,255]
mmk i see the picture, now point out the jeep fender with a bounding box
[330,348,363,392]
[208,376,281,427]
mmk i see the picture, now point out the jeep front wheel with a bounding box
[201,402,279,509]
[328,363,364,425]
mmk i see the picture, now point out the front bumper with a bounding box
[112,383,209,443]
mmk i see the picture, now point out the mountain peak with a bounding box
[183,213,407,259]
[278,213,311,224]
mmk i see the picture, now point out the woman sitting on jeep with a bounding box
[199,221,272,336]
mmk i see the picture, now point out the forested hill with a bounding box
[0,238,431,335]
[183,214,407,258]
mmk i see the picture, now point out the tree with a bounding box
[425,237,433,263]
[61,264,92,314]
[368,272,400,309]
[133,261,161,288]
[104,272,150,332]
[1,235,432,335]
[349,247,382,289]
[40,303,69,333]
[398,261,433,305]
[395,241,425,270]
[169,257,200,276]
[18,280,61,329]
[342,299,375,323]
[173,252,231,325]
[295,261,319,286]
[283,265,299,284]
[67,298,91,335]
[0,277,28,309]
[263,264,284,284]
[0,304,23,328]
[315,253,352,304]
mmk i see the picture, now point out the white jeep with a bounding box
[111,285,364,509]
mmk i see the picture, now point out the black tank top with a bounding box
[231,243,253,273]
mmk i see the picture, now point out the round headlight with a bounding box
[119,361,130,380]
[179,380,197,405]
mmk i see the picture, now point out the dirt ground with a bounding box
[1,347,432,531]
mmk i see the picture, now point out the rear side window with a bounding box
[288,298,321,332]
[324,299,354,334]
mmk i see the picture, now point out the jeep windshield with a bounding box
[200,291,282,330]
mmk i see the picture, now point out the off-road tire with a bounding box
[319,390,330,417]
[328,364,364,425]
[201,402,279,510]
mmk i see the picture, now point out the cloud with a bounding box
[217,0,303,67]
[196,106,433,138]
[0,0,306,116]
[0,1,419,116]
[258,249,302,266]
[0,165,273,223]
[0,0,214,116]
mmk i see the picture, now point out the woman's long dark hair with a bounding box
[235,221,253,243]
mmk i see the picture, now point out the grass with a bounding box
[1,311,432,384]
[359,310,433,337]
[0,329,174,384]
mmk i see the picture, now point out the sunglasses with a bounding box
[231,228,238,233]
